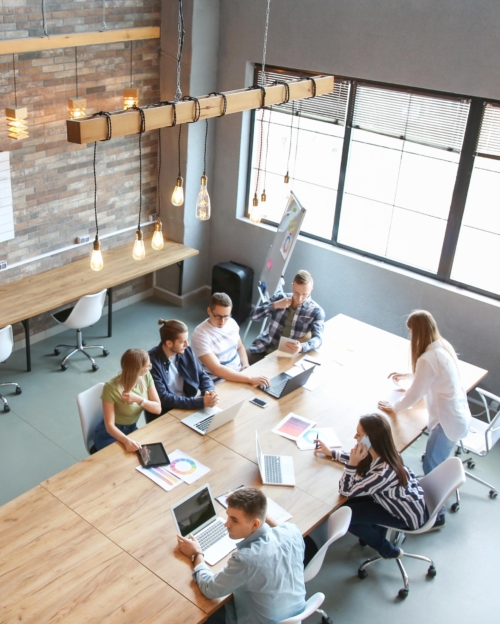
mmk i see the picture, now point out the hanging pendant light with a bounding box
[171,0,186,205]
[133,106,146,260]
[5,55,28,141]
[68,47,86,119]
[196,120,211,221]
[123,42,139,110]
[171,126,184,206]
[250,193,262,224]
[284,101,295,184]
[151,129,165,250]
[132,229,146,260]
[90,141,104,271]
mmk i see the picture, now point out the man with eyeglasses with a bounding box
[247,269,325,364]
[191,293,270,387]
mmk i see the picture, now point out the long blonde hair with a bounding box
[116,348,149,393]
[406,310,441,373]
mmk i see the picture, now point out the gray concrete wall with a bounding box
[207,0,500,392]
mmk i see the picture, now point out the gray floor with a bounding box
[0,296,498,622]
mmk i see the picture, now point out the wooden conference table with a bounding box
[0,237,198,371]
[0,315,487,623]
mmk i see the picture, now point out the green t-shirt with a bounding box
[281,306,297,339]
[101,371,153,426]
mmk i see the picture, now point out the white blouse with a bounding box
[392,340,471,442]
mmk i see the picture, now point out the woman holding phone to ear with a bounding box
[316,413,427,559]
[378,310,471,528]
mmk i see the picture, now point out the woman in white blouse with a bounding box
[378,310,471,528]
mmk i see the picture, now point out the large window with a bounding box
[247,66,500,300]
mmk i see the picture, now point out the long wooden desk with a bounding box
[0,314,488,623]
[0,237,198,371]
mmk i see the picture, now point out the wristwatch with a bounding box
[192,551,204,562]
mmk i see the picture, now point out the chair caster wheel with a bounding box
[359,539,367,547]
[54,348,61,356]
[92,364,99,372]
[451,502,459,512]
[467,460,475,469]
[3,404,10,413]
[61,363,68,371]
[489,490,498,499]
[421,454,425,462]
[427,565,437,578]
[15,386,22,395]
[357,567,368,579]
[103,349,109,356]
[82,340,87,346]
[398,588,409,599]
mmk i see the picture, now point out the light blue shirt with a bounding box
[193,523,306,624]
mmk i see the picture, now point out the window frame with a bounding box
[246,64,500,302]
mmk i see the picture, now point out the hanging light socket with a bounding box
[132,229,146,261]
[261,190,267,202]
[284,173,290,184]
[123,88,139,110]
[68,97,87,120]
[5,107,28,141]
[151,218,164,250]
[90,237,104,272]
[171,176,184,206]
[195,174,211,221]
[253,193,259,207]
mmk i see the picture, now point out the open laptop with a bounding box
[255,432,295,486]
[259,365,315,399]
[181,398,246,435]
[171,483,239,565]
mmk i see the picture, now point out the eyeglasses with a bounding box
[210,310,232,321]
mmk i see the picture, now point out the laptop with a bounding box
[259,365,315,399]
[255,432,295,486]
[181,399,246,435]
[171,483,239,565]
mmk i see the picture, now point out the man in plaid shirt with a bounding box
[247,270,325,364]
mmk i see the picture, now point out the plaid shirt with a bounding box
[249,293,325,354]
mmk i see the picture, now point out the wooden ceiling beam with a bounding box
[0,27,160,56]
[66,76,334,145]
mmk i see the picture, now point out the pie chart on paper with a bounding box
[165,449,211,484]
[169,458,197,475]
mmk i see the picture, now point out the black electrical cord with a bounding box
[208,92,227,116]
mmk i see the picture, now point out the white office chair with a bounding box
[357,457,466,599]
[0,325,22,413]
[76,382,104,454]
[455,388,500,501]
[52,289,109,371]
[278,593,326,624]
[305,506,352,582]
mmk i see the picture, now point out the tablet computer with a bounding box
[136,443,170,467]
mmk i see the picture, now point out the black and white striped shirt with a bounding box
[333,450,427,530]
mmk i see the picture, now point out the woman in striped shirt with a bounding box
[316,413,428,559]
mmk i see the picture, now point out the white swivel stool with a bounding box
[0,325,22,413]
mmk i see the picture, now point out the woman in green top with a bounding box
[93,348,162,452]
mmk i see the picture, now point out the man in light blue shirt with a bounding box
[176,487,306,624]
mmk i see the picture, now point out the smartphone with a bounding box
[360,435,372,450]
[250,397,268,408]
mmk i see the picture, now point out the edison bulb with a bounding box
[249,203,262,224]
[195,174,211,221]
[171,176,184,206]
[151,219,164,250]
[132,230,146,261]
[90,238,103,271]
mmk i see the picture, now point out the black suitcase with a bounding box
[212,261,254,325]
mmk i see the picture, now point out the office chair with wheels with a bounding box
[278,593,327,624]
[305,506,352,582]
[52,289,109,371]
[77,382,105,454]
[357,457,466,599]
[0,325,22,413]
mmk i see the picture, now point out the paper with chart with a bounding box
[296,427,343,451]
[136,465,183,491]
[272,413,316,441]
[165,449,211,484]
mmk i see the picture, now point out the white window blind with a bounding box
[0,151,15,244]
[352,84,470,153]
[475,103,500,158]
[257,68,349,126]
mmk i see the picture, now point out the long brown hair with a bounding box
[116,348,149,393]
[406,310,441,373]
[356,414,408,487]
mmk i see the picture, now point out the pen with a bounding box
[315,435,319,449]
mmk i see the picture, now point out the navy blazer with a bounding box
[146,343,215,417]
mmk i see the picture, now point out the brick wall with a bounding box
[0,0,162,340]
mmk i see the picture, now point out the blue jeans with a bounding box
[343,497,423,558]
[423,424,456,518]
[93,419,138,451]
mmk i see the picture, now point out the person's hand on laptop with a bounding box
[250,375,270,388]
[177,533,202,558]
[203,390,219,408]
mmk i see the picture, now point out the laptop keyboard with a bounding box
[194,414,215,433]
[197,521,229,551]
[264,455,283,483]
[266,379,288,398]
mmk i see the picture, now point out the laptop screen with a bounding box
[173,486,217,537]
[255,432,264,471]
